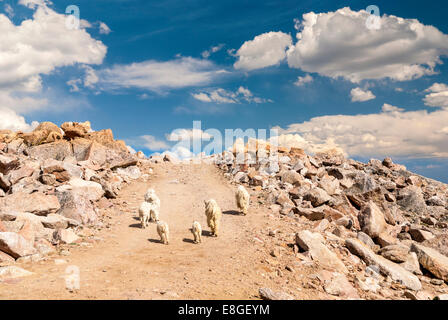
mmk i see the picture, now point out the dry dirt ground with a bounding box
[0,163,326,300]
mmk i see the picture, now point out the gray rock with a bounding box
[347,172,378,195]
[427,196,445,207]
[57,189,98,225]
[345,238,421,291]
[397,186,427,214]
[28,141,73,161]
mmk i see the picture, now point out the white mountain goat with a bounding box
[191,221,202,244]
[235,185,250,215]
[204,199,222,237]
[144,188,161,210]
[157,221,169,245]
[139,202,152,228]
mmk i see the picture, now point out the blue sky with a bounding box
[1,0,448,182]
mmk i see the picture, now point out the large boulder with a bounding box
[303,188,332,207]
[0,192,60,216]
[21,122,63,147]
[0,154,20,175]
[280,170,303,186]
[115,166,141,180]
[411,243,448,282]
[346,238,421,291]
[61,121,91,139]
[71,138,93,161]
[378,244,411,263]
[0,232,36,259]
[52,229,79,244]
[7,164,36,185]
[295,230,347,273]
[397,186,427,214]
[358,202,387,238]
[56,189,98,225]
[27,141,73,161]
[347,172,378,195]
[65,178,105,202]
[87,129,128,152]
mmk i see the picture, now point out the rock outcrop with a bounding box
[0,121,143,264]
[210,139,448,299]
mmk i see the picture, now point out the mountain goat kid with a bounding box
[139,202,152,228]
[157,221,169,245]
[191,221,202,244]
[235,185,250,215]
[204,199,222,237]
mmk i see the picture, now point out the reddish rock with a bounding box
[61,121,91,139]
[18,220,35,243]
[0,192,60,216]
[0,154,20,175]
[0,251,15,263]
[0,232,36,259]
[53,229,79,244]
[0,221,6,232]
[7,165,35,185]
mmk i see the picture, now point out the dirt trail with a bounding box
[0,163,320,300]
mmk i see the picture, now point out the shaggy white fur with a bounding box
[144,188,161,210]
[191,221,202,244]
[149,205,160,222]
[157,221,169,245]
[139,202,152,228]
[236,185,250,215]
[204,199,222,237]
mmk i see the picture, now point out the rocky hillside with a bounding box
[1,123,448,300]
[212,142,448,299]
[0,121,146,264]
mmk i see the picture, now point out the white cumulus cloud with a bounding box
[424,83,448,108]
[286,7,448,82]
[294,74,313,87]
[234,31,292,71]
[0,108,39,132]
[274,104,448,159]
[350,87,376,102]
